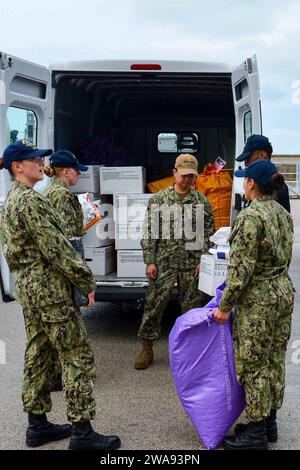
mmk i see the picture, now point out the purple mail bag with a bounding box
[169,282,245,450]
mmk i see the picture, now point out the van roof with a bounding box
[48,59,232,74]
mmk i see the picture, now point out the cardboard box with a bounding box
[210,226,231,245]
[117,250,146,278]
[71,166,100,193]
[100,167,145,194]
[83,217,115,248]
[84,245,116,276]
[113,193,152,222]
[198,254,229,296]
[115,221,143,250]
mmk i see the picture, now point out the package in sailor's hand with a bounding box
[169,282,245,450]
[77,193,101,230]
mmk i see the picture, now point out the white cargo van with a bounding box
[0,53,262,302]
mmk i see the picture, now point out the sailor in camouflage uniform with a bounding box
[135,154,215,369]
[43,150,89,392]
[213,160,294,450]
[44,150,86,238]
[0,141,120,450]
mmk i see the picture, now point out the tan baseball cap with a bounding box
[175,154,198,176]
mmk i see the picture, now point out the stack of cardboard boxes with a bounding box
[71,165,115,276]
[72,166,150,278]
[198,227,231,296]
[100,167,148,279]
[114,192,152,278]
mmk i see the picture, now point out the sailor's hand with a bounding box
[87,290,95,307]
[146,264,157,280]
[213,307,230,324]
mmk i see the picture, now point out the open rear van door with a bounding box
[231,55,262,217]
[0,51,52,300]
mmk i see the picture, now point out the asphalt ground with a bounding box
[0,200,299,451]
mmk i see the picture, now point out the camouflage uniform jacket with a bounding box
[141,186,215,270]
[44,178,83,237]
[1,181,95,311]
[219,195,294,311]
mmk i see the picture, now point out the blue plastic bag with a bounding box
[169,282,245,450]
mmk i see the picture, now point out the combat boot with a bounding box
[26,413,72,447]
[234,409,278,443]
[223,420,268,450]
[134,339,153,369]
[68,421,121,450]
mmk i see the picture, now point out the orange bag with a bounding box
[147,176,176,193]
[196,164,233,230]
[147,176,198,193]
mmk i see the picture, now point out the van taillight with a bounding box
[130,64,162,70]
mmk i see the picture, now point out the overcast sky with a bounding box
[1,0,300,153]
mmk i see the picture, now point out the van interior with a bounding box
[53,72,236,180]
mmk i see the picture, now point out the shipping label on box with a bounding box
[198,254,229,296]
[84,245,116,276]
[117,250,146,278]
[115,221,143,250]
[100,167,145,194]
[71,166,101,193]
[113,193,152,222]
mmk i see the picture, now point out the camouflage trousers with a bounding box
[233,294,294,422]
[22,301,96,423]
[138,267,208,341]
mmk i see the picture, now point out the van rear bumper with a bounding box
[95,285,148,302]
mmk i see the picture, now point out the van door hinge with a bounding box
[246,58,253,74]
[0,53,6,70]
[0,54,13,70]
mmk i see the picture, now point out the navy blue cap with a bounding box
[3,140,52,169]
[236,134,273,162]
[50,150,88,172]
[235,159,277,186]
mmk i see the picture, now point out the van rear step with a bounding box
[95,272,178,302]
[95,271,147,301]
